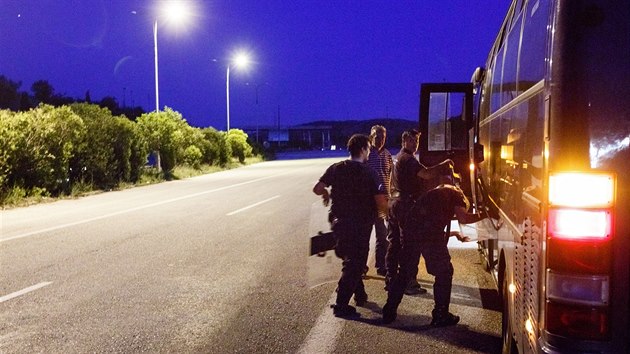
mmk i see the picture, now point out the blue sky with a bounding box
[0,1,510,129]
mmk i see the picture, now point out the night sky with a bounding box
[0,1,510,130]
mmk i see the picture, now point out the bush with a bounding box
[226,129,253,163]
[69,103,147,189]
[182,145,203,168]
[4,104,85,196]
[202,127,231,166]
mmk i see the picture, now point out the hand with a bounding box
[451,231,471,242]
[322,193,330,207]
[440,159,455,174]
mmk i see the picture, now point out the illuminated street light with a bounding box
[154,1,192,112]
[226,52,251,131]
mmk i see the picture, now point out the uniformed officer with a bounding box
[313,134,388,318]
[383,171,484,326]
[385,129,452,294]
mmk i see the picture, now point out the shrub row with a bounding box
[0,103,254,204]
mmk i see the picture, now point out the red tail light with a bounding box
[548,209,612,240]
[546,172,616,341]
[546,301,610,340]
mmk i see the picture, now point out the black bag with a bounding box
[309,231,336,256]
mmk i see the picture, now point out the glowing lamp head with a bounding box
[233,53,251,69]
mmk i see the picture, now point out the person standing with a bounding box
[366,125,393,276]
[385,129,452,294]
[313,134,388,318]
[383,172,484,326]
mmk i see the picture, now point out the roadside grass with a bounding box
[0,156,264,209]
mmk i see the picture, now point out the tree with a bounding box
[136,107,189,174]
[31,80,55,104]
[99,96,119,114]
[0,75,21,111]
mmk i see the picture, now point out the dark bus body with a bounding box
[419,1,630,353]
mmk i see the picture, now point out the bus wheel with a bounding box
[502,275,518,354]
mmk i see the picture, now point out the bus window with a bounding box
[427,92,466,151]
[490,50,504,114]
[519,0,549,90]
[502,13,522,105]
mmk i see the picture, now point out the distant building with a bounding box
[241,125,333,150]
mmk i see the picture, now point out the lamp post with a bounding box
[153,20,159,112]
[153,1,191,112]
[226,53,251,131]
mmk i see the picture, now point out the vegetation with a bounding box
[0,103,259,208]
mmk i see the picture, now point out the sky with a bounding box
[0,1,511,130]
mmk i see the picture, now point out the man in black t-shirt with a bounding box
[313,134,388,318]
[383,174,484,327]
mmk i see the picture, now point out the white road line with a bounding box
[1,172,291,243]
[0,282,53,303]
[297,292,341,354]
[226,195,281,216]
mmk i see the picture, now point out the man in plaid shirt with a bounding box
[366,125,393,276]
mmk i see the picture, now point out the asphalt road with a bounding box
[0,158,501,353]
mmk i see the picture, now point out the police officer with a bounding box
[313,134,388,318]
[385,129,452,294]
[383,171,484,326]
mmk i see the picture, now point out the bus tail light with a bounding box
[546,271,609,306]
[547,209,611,240]
[546,301,610,340]
[549,173,614,208]
[547,238,611,274]
[546,172,616,341]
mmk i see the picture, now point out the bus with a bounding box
[418,1,630,353]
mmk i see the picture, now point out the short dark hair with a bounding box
[347,134,370,158]
[402,129,420,141]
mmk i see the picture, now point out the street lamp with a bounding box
[153,1,192,112]
[226,53,251,131]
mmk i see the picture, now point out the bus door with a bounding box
[419,83,498,262]
[418,83,473,196]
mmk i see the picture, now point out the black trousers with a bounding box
[385,232,454,311]
[385,198,421,282]
[333,219,372,306]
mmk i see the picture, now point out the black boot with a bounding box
[354,291,368,307]
[332,304,359,318]
[430,307,460,327]
[404,280,427,295]
[382,302,398,324]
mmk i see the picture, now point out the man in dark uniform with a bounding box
[383,171,484,326]
[385,129,452,294]
[313,134,388,318]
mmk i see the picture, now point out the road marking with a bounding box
[0,282,53,303]
[1,172,292,243]
[297,292,341,354]
[226,195,280,216]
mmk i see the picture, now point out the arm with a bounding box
[313,181,330,206]
[416,159,454,180]
[374,194,388,216]
[454,205,483,224]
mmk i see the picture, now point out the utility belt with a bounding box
[390,191,421,201]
